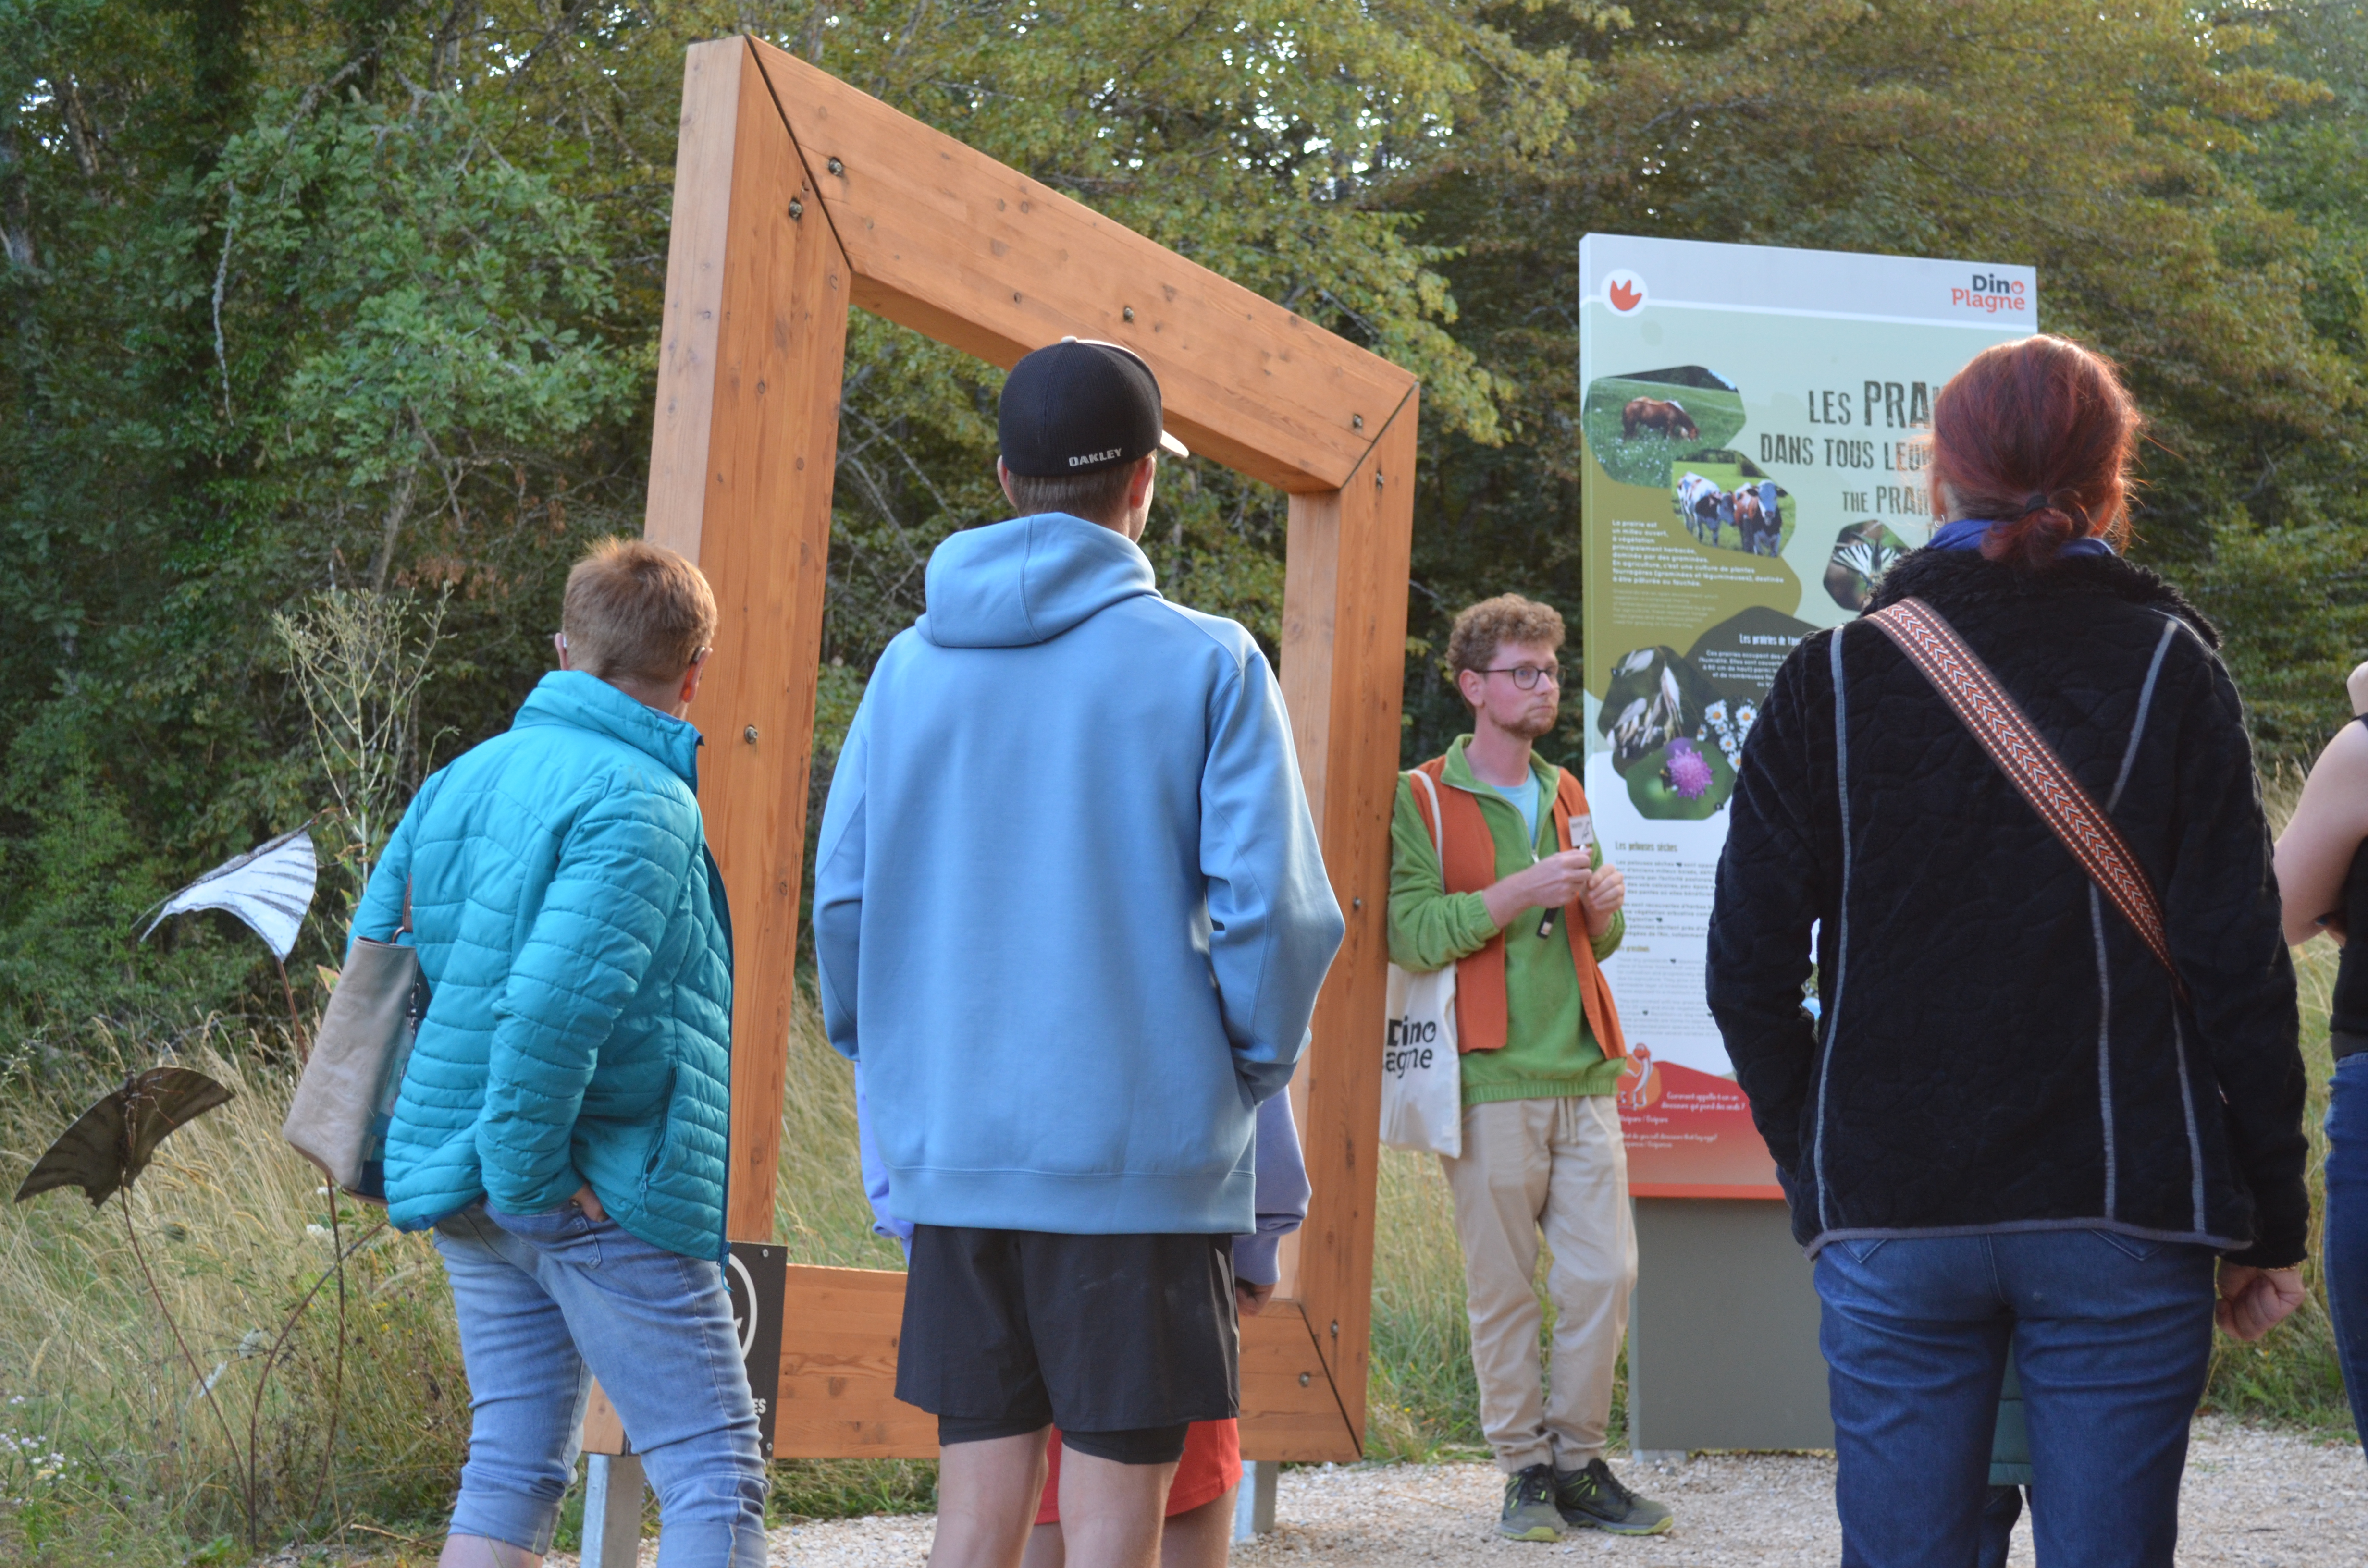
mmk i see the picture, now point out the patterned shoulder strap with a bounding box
[1864,597,2183,995]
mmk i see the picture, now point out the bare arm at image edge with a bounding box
[2272,707,2368,947]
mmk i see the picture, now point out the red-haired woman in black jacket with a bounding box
[1708,335,2307,1568]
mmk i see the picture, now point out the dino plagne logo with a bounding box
[1952,271,2029,316]
[1602,269,1648,314]
[1616,1044,1664,1112]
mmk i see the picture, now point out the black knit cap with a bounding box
[999,337,1190,478]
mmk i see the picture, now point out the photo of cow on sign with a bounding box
[1671,455,1792,558]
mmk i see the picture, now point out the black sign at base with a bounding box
[726,1240,788,1459]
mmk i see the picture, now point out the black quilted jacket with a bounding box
[1707,548,2307,1267]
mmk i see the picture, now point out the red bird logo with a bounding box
[1608,278,1643,312]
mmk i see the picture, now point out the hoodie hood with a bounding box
[919,513,1158,649]
[511,670,704,790]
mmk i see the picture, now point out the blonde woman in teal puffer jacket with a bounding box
[351,539,765,1568]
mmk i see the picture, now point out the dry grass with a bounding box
[0,1026,469,1563]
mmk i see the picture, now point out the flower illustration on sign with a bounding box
[1604,270,1647,312]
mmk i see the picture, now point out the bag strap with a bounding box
[1863,596,2184,995]
[391,770,448,942]
[1405,768,1447,862]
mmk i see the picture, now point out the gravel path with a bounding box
[749,1419,2366,1567]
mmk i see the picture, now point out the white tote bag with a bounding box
[1379,769,1462,1157]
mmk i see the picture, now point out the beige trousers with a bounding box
[1439,1094,1637,1474]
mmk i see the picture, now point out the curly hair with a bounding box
[1446,595,1565,694]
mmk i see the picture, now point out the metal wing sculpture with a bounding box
[12,1067,234,1208]
[141,825,318,961]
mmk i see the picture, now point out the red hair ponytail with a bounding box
[1926,335,2141,569]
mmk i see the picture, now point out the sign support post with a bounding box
[1578,234,2037,1451]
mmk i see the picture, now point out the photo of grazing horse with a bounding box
[1624,397,1701,441]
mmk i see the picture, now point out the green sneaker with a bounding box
[1554,1457,1674,1536]
[1498,1463,1566,1542]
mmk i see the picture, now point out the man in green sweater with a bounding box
[1389,594,1672,1542]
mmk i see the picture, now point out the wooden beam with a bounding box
[1278,396,1420,1453]
[770,1266,1353,1460]
[743,37,1414,496]
[640,36,1419,1465]
[644,37,852,1242]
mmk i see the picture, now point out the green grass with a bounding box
[1580,375,1748,488]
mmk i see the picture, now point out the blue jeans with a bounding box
[1816,1228,2216,1568]
[2326,1052,2368,1448]
[432,1202,768,1564]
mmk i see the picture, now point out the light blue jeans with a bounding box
[432,1202,768,1564]
[1816,1228,2216,1568]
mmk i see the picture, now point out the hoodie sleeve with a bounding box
[1233,1086,1311,1285]
[479,783,698,1216]
[853,1061,914,1254]
[1200,646,1345,1106]
[814,702,872,1064]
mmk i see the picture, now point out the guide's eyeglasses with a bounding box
[1479,664,1565,691]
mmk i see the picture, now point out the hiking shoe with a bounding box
[1554,1457,1674,1536]
[1498,1463,1566,1541]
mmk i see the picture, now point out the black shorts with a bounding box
[896,1225,1239,1458]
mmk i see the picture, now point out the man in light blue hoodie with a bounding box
[814,339,1343,1568]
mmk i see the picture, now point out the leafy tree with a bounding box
[1389,0,2367,763]
[3,0,2367,1040]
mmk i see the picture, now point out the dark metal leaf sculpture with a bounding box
[12,1067,234,1208]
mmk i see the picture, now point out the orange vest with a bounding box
[1408,758,1629,1061]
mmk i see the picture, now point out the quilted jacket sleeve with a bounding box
[1199,645,1344,1106]
[1707,637,1834,1181]
[350,808,418,957]
[477,781,699,1215]
[2160,636,2309,1267]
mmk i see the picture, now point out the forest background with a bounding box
[0,0,2366,1556]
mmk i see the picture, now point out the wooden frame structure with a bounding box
[631,36,1418,1462]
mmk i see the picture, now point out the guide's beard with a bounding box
[1507,702,1559,741]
